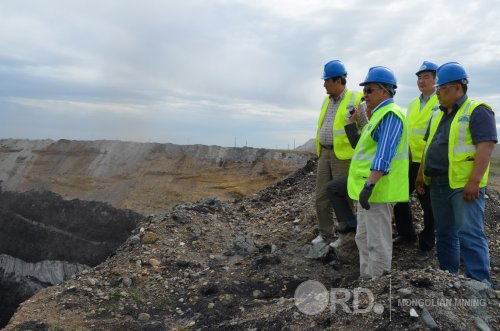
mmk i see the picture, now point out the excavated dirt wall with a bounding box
[0,139,311,327]
[0,188,141,328]
[0,139,312,214]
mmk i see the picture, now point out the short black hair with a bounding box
[450,80,468,94]
[461,83,468,94]
[419,70,436,78]
[330,76,347,85]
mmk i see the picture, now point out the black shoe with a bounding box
[417,250,432,262]
[393,235,417,246]
[337,225,356,234]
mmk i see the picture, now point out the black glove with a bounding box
[359,182,374,210]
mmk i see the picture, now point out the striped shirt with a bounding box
[319,89,347,146]
[370,98,403,174]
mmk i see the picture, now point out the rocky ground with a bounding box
[4,159,500,330]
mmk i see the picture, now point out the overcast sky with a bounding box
[1,0,499,149]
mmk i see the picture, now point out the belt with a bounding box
[426,171,448,177]
[320,144,333,150]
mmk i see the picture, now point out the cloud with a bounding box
[0,0,499,148]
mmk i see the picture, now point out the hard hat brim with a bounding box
[415,69,437,76]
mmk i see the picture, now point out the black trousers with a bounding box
[325,176,355,226]
[393,162,435,251]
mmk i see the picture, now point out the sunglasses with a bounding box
[363,87,382,94]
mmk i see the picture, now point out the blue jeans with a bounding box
[430,175,491,282]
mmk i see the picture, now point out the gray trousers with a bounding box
[355,202,394,278]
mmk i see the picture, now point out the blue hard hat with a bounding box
[359,66,397,88]
[322,60,347,80]
[434,62,468,86]
[415,61,438,75]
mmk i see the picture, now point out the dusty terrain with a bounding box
[0,139,311,214]
[4,159,499,330]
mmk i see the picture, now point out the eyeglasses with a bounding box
[435,84,456,92]
[363,87,382,94]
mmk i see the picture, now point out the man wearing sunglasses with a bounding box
[416,62,497,283]
[393,61,439,262]
[347,66,409,279]
[311,60,364,245]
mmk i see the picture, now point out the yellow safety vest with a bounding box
[315,90,363,159]
[423,98,491,188]
[347,102,409,202]
[406,94,439,163]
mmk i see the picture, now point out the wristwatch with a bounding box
[364,182,375,189]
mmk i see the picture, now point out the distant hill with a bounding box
[295,138,316,153]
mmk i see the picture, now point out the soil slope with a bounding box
[4,159,499,330]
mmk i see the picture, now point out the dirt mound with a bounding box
[3,159,499,330]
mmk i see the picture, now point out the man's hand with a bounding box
[359,183,374,210]
[347,106,359,124]
[463,141,495,201]
[463,179,480,201]
[415,171,425,195]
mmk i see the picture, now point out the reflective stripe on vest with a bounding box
[423,99,491,188]
[347,102,409,203]
[332,91,363,160]
[406,94,439,163]
[315,90,362,158]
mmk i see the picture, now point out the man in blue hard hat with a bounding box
[311,60,364,245]
[416,62,497,283]
[393,61,439,262]
[347,66,409,279]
